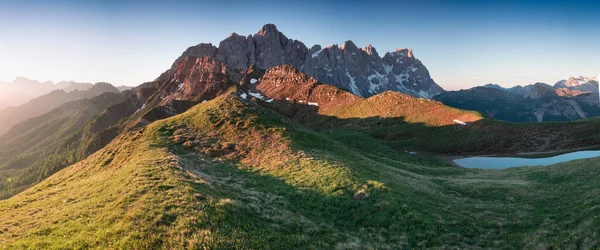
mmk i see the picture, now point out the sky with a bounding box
[0,0,598,90]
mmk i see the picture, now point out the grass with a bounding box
[0,93,126,199]
[2,95,600,248]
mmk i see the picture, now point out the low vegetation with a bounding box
[2,95,600,248]
[0,93,126,199]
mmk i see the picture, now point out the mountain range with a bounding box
[175,24,444,99]
[0,77,98,109]
[3,24,600,248]
[0,82,120,136]
[435,76,600,122]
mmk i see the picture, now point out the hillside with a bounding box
[0,82,120,136]
[0,60,597,203]
[238,65,600,155]
[0,92,128,199]
[2,95,600,248]
[248,64,481,128]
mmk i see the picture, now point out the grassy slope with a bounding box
[2,95,600,249]
[0,83,120,136]
[0,93,125,199]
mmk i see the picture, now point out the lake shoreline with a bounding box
[451,148,600,169]
[446,145,600,161]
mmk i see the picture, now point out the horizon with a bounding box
[2,71,598,90]
[1,0,599,90]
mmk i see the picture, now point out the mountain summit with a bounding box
[174,24,444,98]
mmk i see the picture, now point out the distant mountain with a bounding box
[116,85,134,92]
[57,81,94,92]
[0,82,120,136]
[523,82,556,99]
[554,76,598,94]
[505,85,533,96]
[482,83,505,90]
[173,23,444,98]
[0,77,98,108]
[0,77,56,108]
[436,77,600,122]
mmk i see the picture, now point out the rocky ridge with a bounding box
[170,24,444,98]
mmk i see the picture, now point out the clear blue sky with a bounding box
[0,0,598,90]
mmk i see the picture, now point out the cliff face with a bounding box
[172,24,444,98]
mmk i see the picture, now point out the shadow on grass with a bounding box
[259,97,600,156]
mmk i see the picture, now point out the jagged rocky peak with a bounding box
[553,76,598,94]
[564,76,596,87]
[393,48,413,58]
[256,23,279,37]
[362,44,378,56]
[565,76,582,87]
[168,23,444,98]
[340,40,358,51]
[172,43,218,69]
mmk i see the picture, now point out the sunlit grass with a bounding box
[1,95,600,248]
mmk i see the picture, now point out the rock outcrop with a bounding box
[173,24,444,98]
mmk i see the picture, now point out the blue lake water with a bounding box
[454,150,600,169]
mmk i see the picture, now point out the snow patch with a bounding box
[250,78,258,84]
[134,103,146,114]
[240,93,247,99]
[367,70,389,93]
[345,70,360,95]
[202,100,207,103]
[394,73,409,88]
[311,49,323,58]
[384,65,393,74]
[247,91,274,103]
[285,97,291,101]
[308,102,319,106]
[453,119,467,125]
[248,91,266,100]
[177,82,184,91]
[577,77,592,84]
